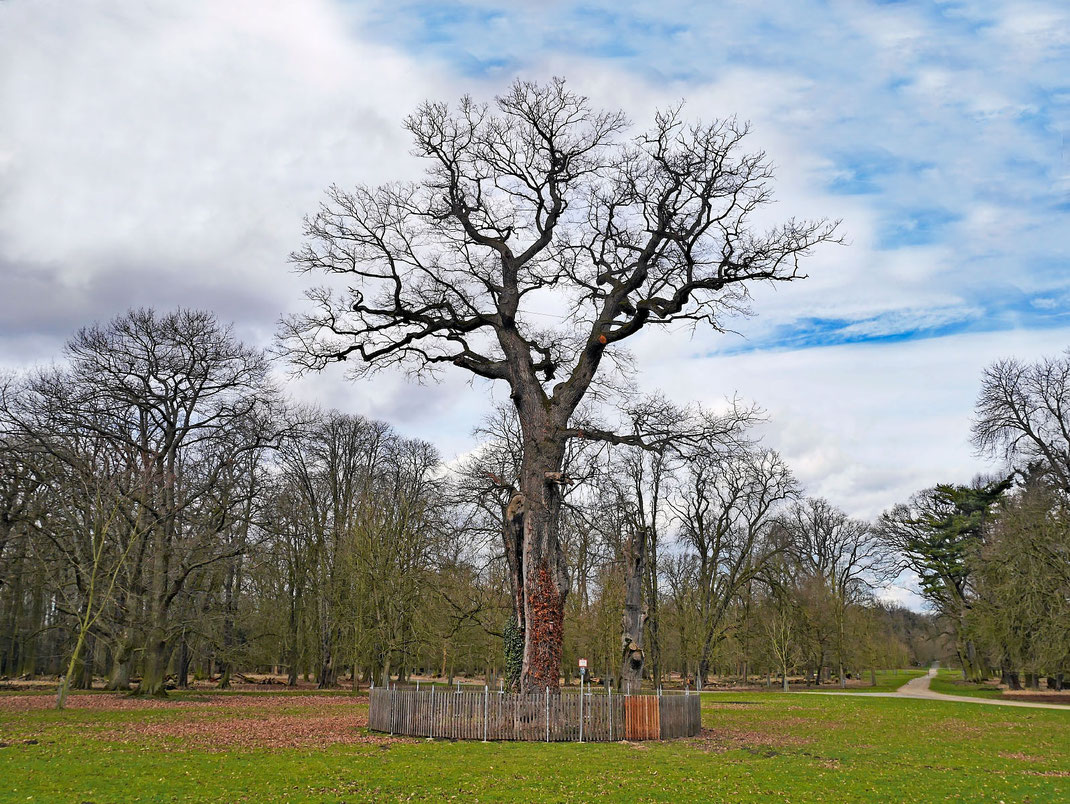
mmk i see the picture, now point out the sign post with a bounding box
[578,658,587,742]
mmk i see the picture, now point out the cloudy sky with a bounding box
[2,1,1068,604]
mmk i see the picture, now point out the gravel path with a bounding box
[801,666,1070,711]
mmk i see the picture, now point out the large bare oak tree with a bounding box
[281,79,838,690]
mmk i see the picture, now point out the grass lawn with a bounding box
[813,668,928,693]
[2,688,1068,803]
[929,669,1006,699]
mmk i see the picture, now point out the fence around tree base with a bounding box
[367,687,701,742]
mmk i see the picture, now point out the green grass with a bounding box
[929,668,1006,699]
[813,668,928,693]
[2,689,1068,803]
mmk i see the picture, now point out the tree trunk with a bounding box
[645,530,661,689]
[318,647,336,689]
[21,582,43,676]
[697,656,709,691]
[962,638,984,683]
[106,640,132,691]
[134,513,172,698]
[72,632,95,690]
[218,561,236,689]
[380,654,391,688]
[620,526,648,693]
[55,625,90,709]
[502,492,526,691]
[287,589,300,687]
[1001,662,1021,690]
[177,637,190,689]
[137,633,171,697]
[516,443,569,692]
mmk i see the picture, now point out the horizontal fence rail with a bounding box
[368,687,701,742]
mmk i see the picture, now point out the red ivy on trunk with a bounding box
[527,564,563,688]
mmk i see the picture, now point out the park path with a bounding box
[801,665,1070,711]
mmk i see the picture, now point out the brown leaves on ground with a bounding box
[0,692,350,712]
[1001,692,1070,705]
[0,692,419,751]
[687,724,816,754]
[931,717,988,737]
[702,701,766,710]
[101,709,405,750]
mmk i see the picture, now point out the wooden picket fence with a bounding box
[367,686,701,742]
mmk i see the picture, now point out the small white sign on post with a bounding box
[578,658,587,670]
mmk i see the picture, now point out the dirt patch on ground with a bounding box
[0,692,416,750]
[688,725,814,754]
[932,717,987,737]
[999,752,1045,762]
[97,707,410,750]
[703,701,764,709]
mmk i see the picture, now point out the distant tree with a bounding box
[670,448,797,688]
[781,498,894,687]
[761,588,800,691]
[973,352,1070,495]
[973,469,1070,690]
[877,479,1011,682]
[281,79,838,689]
[10,310,278,696]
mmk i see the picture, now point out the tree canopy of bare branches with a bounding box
[973,351,1070,496]
[281,78,838,689]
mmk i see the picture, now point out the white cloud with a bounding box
[2,1,1068,614]
[634,324,1070,518]
[0,0,455,348]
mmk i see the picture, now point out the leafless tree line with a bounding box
[0,308,929,701]
[877,351,1070,689]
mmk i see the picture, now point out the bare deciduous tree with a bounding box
[973,352,1070,495]
[17,309,279,696]
[281,79,838,689]
[781,498,894,687]
[671,448,797,687]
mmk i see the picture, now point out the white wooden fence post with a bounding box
[545,687,549,743]
[429,684,434,740]
[579,676,584,743]
[609,683,613,742]
[483,684,489,742]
